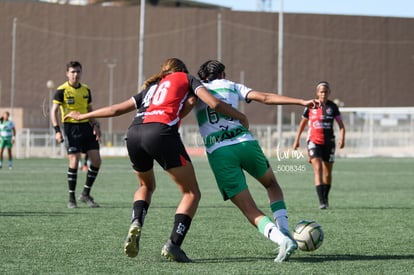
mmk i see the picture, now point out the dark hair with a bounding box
[198,60,225,82]
[66,61,82,71]
[316,81,330,91]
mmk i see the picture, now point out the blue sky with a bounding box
[193,0,414,18]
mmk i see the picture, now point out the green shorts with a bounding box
[207,140,270,201]
[0,137,13,149]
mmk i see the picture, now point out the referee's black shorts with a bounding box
[126,122,191,172]
[64,122,100,154]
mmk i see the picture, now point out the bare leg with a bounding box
[166,161,201,218]
[134,169,156,204]
[257,167,284,203]
[255,168,290,232]
[68,153,81,170]
[86,149,101,169]
[0,147,4,167]
[230,188,264,226]
[322,161,333,185]
[310,157,324,186]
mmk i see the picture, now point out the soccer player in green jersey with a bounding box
[0,111,16,169]
[195,60,318,262]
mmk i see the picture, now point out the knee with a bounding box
[260,171,279,190]
[94,159,102,168]
[88,156,101,168]
[189,188,201,204]
[139,182,156,193]
[192,188,201,203]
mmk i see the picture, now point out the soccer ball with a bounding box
[293,220,324,252]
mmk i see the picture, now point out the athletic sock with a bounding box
[169,214,192,247]
[322,184,331,205]
[82,165,99,196]
[270,201,289,232]
[131,200,149,226]
[257,216,285,245]
[67,168,77,201]
[316,185,324,205]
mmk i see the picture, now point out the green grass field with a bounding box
[0,157,413,274]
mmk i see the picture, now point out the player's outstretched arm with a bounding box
[247,91,318,107]
[65,98,136,121]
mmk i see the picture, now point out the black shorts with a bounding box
[126,123,191,172]
[307,140,335,163]
[63,122,100,154]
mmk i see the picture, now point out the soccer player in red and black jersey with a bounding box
[293,81,345,209]
[64,58,248,262]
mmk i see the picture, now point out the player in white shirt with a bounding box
[194,60,318,262]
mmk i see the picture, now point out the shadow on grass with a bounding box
[290,254,414,262]
[102,204,238,209]
[331,206,413,210]
[0,211,79,216]
[192,254,414,263]
[190,256,275,263]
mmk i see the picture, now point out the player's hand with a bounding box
[93,124,102,142]
[64,111,82,120]
[292,141,299,150]
[55,132,64,143]
[304,99,320,108]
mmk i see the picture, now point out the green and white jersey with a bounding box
[194,79,255,153]
[0,120,15,139]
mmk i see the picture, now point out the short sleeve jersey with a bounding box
[0,120,15,139]
[302,100,341,145]
[53,81,92,123]
[130,72,202,127]
[194,79,254,153]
